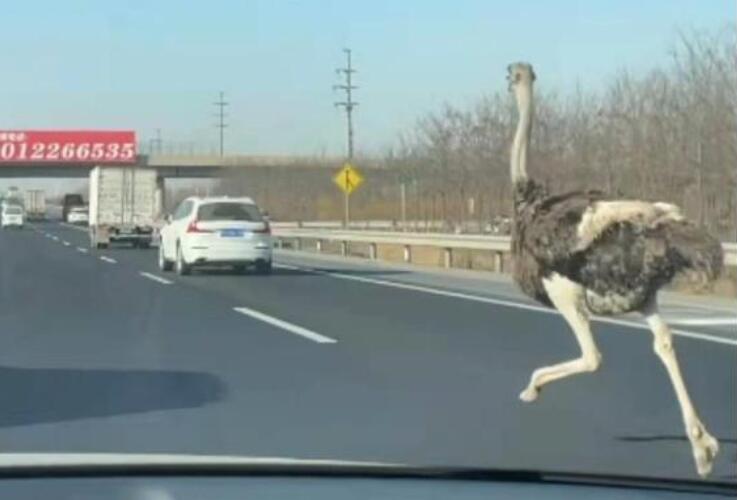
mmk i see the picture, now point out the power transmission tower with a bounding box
[334,48,358,159]
[213,91,228,157]
[334,48,358,227]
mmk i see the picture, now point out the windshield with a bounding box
[0,0,733,491]
[197,202,262,222]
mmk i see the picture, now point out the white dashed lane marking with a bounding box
[140,272,173,285]
[233,306,337,344]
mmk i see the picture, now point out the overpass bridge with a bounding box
[0,154,384,178]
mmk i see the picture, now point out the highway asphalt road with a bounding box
[0,222,734,482]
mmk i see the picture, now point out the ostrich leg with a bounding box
[519,274,602,402]
[642,301,719,477]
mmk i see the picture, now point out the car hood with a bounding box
[0,453,397,469]
[0,453,732,495]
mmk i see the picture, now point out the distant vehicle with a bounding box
[24,189,46,221]
[1,204,24,229]
[67,206,89,225]
[62,194,84,222]
[88,167,157,249]
[4,186,22,204]
[158,196,272,275]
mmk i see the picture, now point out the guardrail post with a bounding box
[316,239,323,252]
[341,241,348,256]
[494,251,503,273]
[295,238,302,251]
[403,245,412,263]
[369,243,377,260]
[443,248,452,268]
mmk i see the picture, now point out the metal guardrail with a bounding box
[274,228,737,268]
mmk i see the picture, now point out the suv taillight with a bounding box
[186,220,213,233]
[253,222,271,235]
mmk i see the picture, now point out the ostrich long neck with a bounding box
[511,83,533,185]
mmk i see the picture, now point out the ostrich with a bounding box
[507,62,723,477]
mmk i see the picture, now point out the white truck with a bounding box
[23,189,46,221]
[89,166,158,249]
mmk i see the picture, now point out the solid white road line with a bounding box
[274,263,737,347]
[140,272,173,285]
[668,317,737,326]
[99,256,117,264]
[60,222,87,232]
[663,298,737,315]
[62,241,71,246]
[77,247,88,253]
[233,306,337,344]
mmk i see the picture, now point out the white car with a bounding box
[1,205,24,229]
[158,196,273,275]
[67,206,89,225]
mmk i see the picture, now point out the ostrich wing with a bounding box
[522,194,685,271]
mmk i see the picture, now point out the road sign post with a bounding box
[333,162,364,228]
[344,189,350,228]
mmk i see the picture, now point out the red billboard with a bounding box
[0,130,136,164]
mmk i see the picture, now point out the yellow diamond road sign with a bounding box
[333,163,364,195]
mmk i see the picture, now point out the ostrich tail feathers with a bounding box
[665,221,723,284]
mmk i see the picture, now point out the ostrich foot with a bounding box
[519,385,539,402]
[689,421,719,478]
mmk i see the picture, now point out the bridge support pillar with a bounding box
[369,243,377,260]
[403,245,412,263]
[443,248,452,268]
[154,176,166,218]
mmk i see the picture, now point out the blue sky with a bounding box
[0,1,730,157]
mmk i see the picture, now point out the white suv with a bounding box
[158,196,273,275]
[1,204,24,229]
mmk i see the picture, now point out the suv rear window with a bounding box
[197,203,263,222]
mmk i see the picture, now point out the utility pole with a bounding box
[400,181,407,231]
[214,91,228,157]
[334,48,358,227]
[696,140,704,227]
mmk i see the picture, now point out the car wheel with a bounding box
[176,243,191,275]
[255,260,272,275]
[159,244,174,271]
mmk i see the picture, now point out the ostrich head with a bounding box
[507,62,536,91]
[508,62,535,185]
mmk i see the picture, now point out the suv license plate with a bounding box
[220,229,245,237]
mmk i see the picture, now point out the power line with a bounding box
[213,91,229,157]
[333,48,358,159]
